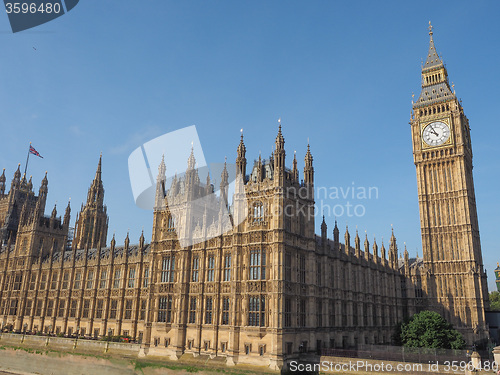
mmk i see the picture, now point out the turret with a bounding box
[380,239,386,264]
[236,130,247,179]
[27,175,33,192]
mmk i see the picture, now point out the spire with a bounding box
[124,231,130,250]
[304,143,314,186]
[64,199,71,226]
[20,173,27,189]
[389,226,397,267]
[158,154,166,180]
[373,237,378,259]
[237,129,246,155]
[355,229,361,257]
[415,22,453,108]
[275,119,284,150]
[139,229,145,248]
[292,151,298,182]
[424,21,443,70]
[95,153,102,181]
[236,129,247,178]
[51,203,57,219]
[155,155,166,208]
[381,239,386,260]
[404,244,409,266]
[187,145,196,170]
[73,155,108,250]
[221,158,229,186]
[274,119,286,183]
[86,155,105,208]
[39,171,48,200]
[41,171,48,186]
[344,225,350,255]
[364,231,370,260]
[0,168,5,195]
[11,164,21,190]
[220,158,229,206]
[321,215,327,243]
[333,220,339,251]
[256,153,263,182]
[205,171,212,194]
[27,175,33,191]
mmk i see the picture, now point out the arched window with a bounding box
[166,215,175,232]
[252,202,264,222]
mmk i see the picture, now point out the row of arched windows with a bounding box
[425,72,442,85]
[419,103,449,117]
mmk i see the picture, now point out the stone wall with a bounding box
[0,332,140,356]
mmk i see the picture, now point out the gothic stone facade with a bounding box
[0,27,490,370]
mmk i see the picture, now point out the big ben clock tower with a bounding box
[410,23,489,345]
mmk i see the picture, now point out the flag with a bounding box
[29,145,43,158]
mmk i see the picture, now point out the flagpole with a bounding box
[24,142,31,176]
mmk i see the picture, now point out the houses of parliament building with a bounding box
[0,26,492,370]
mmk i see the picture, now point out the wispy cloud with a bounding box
[109,125,163,155]
[69,125,83,136]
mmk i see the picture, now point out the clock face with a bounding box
[422,121,450,147]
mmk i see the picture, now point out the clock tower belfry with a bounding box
[410,23,489,345]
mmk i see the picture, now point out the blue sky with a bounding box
[0,1,499,291]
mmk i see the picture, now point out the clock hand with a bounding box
[428,124,439,136]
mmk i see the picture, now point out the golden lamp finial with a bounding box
[428,21,433,36]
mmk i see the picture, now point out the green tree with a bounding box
[490,291,500,311]
[398,310,465,349]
